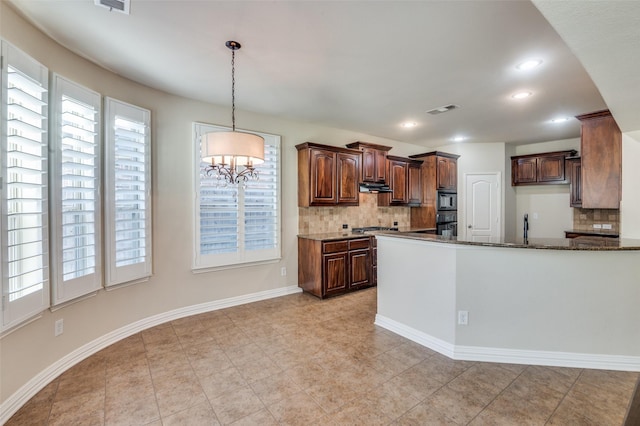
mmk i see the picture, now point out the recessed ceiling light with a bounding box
[401,122,417,128]
[516,59,543,71]
[551,117,570,123]
[512,91,532,100]
[452,136,466,142]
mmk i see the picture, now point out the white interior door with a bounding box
[465,173,501,241]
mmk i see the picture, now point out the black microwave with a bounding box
[437,191,457,211]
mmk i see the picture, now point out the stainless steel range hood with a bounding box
[359,182,392,193]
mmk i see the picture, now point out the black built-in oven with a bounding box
[436,211,457,236]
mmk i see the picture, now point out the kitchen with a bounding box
[3,0,640,424]
[295,109,640,371]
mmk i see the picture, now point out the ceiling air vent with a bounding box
[426,104,460,115]
[95,0,130,15]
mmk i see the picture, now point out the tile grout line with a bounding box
[463,364,530,425]
[543,368,584,425]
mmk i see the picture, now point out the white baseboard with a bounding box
[375,314,640,372]
[375,314,456,358]
[0,285,302,424]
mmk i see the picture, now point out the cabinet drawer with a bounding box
[322,240,348,253]
[349,238,370,250]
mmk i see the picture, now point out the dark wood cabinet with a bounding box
[512,157,537,184]
[408,162,422,205]
[347,238,372,289]
[298,236,373,299]
[437,156,457,190]
[336,152,360,204]
[378,155,423,206]
[296,142,360,207]
[510,150,576,186]
[566,157,582,207]
[576,110,622,209]
[345,141,391,183]
[408,151,460,228]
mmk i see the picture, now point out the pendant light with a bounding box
[202,40,264,184]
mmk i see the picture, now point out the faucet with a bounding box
[524,213,529,241]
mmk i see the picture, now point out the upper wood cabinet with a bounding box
[408,162,422,205]
[408,151,460,228]
[576,110,621,209]
[566,157,582,208]
[345,141,392,183]
[510,150,576,186]
[296,142,360,207]
[436,156,458,190]
[378,155,423,206]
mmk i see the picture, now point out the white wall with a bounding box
[434,142,508,240]
[512,138,580,238]
[622,132,640,238]
[0,5,427,406]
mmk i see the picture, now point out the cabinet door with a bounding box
[374,149,387,182]
[349,248,371,289]
[323,252,348,297]
[580,113,621,209]
[537,155,567,183]
[408,163,422,205]
[388,159,408,204]
[337,152,360,205]
[512,157,537,185]
[437,157,457,190]
[567,158,582,207]
[310,148,337,205]
[361,147,376,182]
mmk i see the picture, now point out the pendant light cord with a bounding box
[231,49,236,132]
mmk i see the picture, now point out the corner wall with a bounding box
[622,132,640,238]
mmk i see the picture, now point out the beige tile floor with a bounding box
[6,287,639,425]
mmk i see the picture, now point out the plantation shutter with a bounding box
[243,142,278,252]
[50,74,102,305]
[104,98,151,286]
[1,40,50,330]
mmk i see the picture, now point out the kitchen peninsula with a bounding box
[375,232,640,371]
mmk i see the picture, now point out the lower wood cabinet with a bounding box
[298,236,373,298]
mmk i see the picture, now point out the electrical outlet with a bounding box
[457,310,469,326]
[393,221,398,226]
[280,267,287,276]
[342,224,348,229]
[54,319,64,336]
[602,224,612,230]
[593,224,602,229]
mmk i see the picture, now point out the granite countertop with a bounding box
[298,227,436,241]
[377,231,640,251]
[565,229,620,238]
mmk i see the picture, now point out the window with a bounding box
[193,123,281,269]
[1,40,50,331]
[50,74,102,305]
[104,98,152,286]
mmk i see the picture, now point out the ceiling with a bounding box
[8,0,632,148]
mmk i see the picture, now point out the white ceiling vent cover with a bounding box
[95,0,130,15]
[427,104,460,115]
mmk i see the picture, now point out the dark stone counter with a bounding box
[378,232,640,251]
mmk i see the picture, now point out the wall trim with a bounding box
[0,285,302,424]
[375,314,640,372]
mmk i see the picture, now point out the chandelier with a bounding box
[201,41,264,184]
